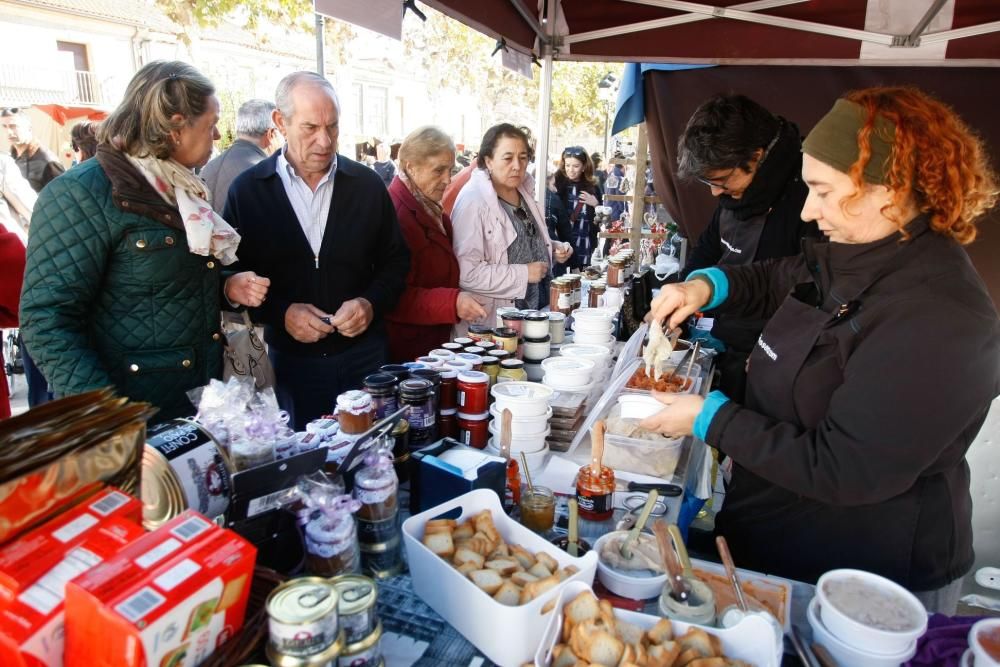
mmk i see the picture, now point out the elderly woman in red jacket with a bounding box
[386,126,487,362]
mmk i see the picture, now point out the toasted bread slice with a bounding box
[673,647,703,667]
[452,521,475,541]
[687,659,727,667]
[456,561,479,577]
[587,630,624,666]
[678,628,717,658]
[493,580,522,606]
[616,620,644,647]
[529,561,553,579]
[552,644,579,667]
[512,571,539,587]
[564,591,601,625]
[536,551,559,573]
[520,574,560,604]
[646,641,681,667]
[485,558,520,576]
[425,518,457,531]
[453,546,485,568]
[469,568,504,594]
[422,530,454,558]
[489,542,511,559]
[511,544,536,569]
[645,618,674,644]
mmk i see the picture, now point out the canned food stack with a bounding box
[354,451,403,580]
[332,575,384,667]
[484,381,553,470]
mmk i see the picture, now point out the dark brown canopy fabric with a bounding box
[643,65,1000,304]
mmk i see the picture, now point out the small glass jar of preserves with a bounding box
[354,451,399,544]
[467,325,493,344]
[455,352,483,371]
[589,281,607,308]
[438,367,458,411]
[465,346,485,357]
[409,368,442,413]
[519,486,555,533]
[497,359,527,383]
[492,327,519,355]
[428,348,455,362]
[400,379,436,448]
[457,371,490,413]
[522,311,550,339]
[363,373,399,420]
[379,364,410,383]
[453,337,475,348]
[488,350,512,363]
[304,497,362,577]
[551,278,573,315]
[437,409,458,439]
[477,340,498,355]
[522,335,551,363]
[606,258,625,288]
[566,274,583,309]
[548,312,566,344]
[441,342,464,354]
[457,411,490,449]
[495,306,520,329]
[480,356,500,386]
[336,390,375,435]
[576,464,615,521]
[500,311,525,336]
[415,355,444,369]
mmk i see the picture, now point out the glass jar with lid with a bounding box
[497,359,527,383]
[399,379,436,448]
[336,390,375,435]
[363,373,399,420]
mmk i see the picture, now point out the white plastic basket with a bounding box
[401,489,598,666]
[533,580,782,667]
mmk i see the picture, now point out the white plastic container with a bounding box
[571,307,617,323]
[616,394,665,420]
[572,318,614,335]
[535,580,781,667]
[487,421,550,452]
[542,376,595,396]
[808,597,917,667]
[571,331,615,346]
[402,489,597,667]
[540,357,595,388]
[524,360,545,382]
[488,404,552,436]
[491,382,553,418]
[816,569,928,655]
[593,531,667,600]
[547,312,566,344]
[485,439,550,472]
[558,343,612,367]
[969,618,1000,667]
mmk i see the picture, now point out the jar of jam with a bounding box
[455,352,483,371]
[453,337,475,348]
[437,409,458,439]
[415,355,443,369]
[428,348,455,362]
[409,368,442,413]
[467,325,493,344]
[477,340,498,355]
[305,500,361,577]
[589,281,607,308]
[400,379,436,448]
[488,350,512,363]
[522,335,551,363]
[438,367,458,411]
[519,486,555,533]
[522,311,550,339]
[379,364,410,383]
[548,312,566,344]
[465,346,485,357]
[497,359,527,383]
[363,373,399,420]
[444,359,472,374]
[500,311,524,336]
[457,371,490,413]
[551,278,573,315]
[493,327,518,355]
[390,419,410,481]
[441,342,464,354]
[337,390,375,435]
[480,356,499,386]
[567,274,583,309]
[354,452,399,543]
[607,258,625,288]
[495,306,519,329]
[576,464,615,521]
[457,411,490,449]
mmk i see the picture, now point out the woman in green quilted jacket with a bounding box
[19,61,270,420]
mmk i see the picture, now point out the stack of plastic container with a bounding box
[484,381,553,469]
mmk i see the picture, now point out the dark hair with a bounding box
[590,152,602,167]
[476,123,534,169]
[99,60,215,159]
[71,121,99,161]
[677,94,780,179]
[555,145,597,190]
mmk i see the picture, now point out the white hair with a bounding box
[235,99,276,137]
[274,71,340,119]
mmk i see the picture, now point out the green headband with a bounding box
[802,98,897,185]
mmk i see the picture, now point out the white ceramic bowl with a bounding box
[485,439,550,468]
[617,394,665,420]
[559,343,612,365]
[571,331,615,346]
[540,357,595,387]
[542,376,596,396]
[969,618,1000,667]
[816,569,928,656]
[808,597,917,667]
[593,531,667,600]
[488,403,552,437]
[490,381,553,418]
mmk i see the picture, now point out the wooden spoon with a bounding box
[499,408,513,460]
[620,489,658,560]
[653,519,690,602]
[591,419,606,477]
[716,535,750,612]
[567,498,580,557]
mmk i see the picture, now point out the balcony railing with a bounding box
[0,64,112,107]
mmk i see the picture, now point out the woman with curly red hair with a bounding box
[641,86,999,612]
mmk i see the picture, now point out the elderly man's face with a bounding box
[275,84,339,178]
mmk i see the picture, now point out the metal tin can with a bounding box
[142,418,232,529]
[266,632,344,667]
[330,575,378,645]
[267,577,341,658]
[337,621,383,667]
[360,534,403,579]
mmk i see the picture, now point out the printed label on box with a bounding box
[52,514,99,543]
[154,559,201,593]
[136,538,182,570]
[115,586,167,623]
[170,515,212,543]
[89,491,132,517]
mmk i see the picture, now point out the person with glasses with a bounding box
[451,123,572,334]
[554,146,604,272]
[642,87,999,613]
[675,94,818,402]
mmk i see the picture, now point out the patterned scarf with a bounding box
[399,168,446,236]
[124,152,241,264]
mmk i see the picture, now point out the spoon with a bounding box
[499,408,513,460]
[667,524,695,579]
[716,535,750,612]
[653,519,690,603]
[619,489,658,560]
[591,419,606,477]
[567,498,579,557]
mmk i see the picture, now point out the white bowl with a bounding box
[970,618,1000,667]
[540,357,595,387]
[808,597,917,667]
[485,439,549,468]
[571,331,615,346]
[617,394,665,420]
[542,376,595,396]
[816,569,928,656]
[490,381,553,418]
[593,532,667,600]
[559,343,612,365]
[488,403,552,436]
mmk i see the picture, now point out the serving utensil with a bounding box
[567,498,580,557]
[716,535,750,612]
[591,419,606,476]
[788,626,819,667]
[653,519,690,603]
[619,489,658,560]
[811,641,838,667]
[520,451,534,495]
[614,480,683,496]
[668,524,695,579]
[499,408,513,460]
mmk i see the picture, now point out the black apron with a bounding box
[717,207,767,267]
[717,237,928,585]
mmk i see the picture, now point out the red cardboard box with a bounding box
[0,516,146,667]
[64,511,257,667]
[0,487,141,605]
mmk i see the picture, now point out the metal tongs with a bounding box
[666,340,701,389]
[335,404,410,473]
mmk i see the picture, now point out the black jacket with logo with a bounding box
[707,217,1000,591]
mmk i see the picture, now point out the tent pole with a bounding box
[315,14,325,76]
[534,0,556,211]
[630,123,648,253]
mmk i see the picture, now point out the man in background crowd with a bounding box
[373,141,395,187]
[202,99,282,208]
[1,108,64,193]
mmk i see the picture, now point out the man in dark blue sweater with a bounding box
[224,72,409,429]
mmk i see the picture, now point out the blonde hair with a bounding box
[398,126,455,168]
[98,61,215,159]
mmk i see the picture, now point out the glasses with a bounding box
[513,206,536,236]
[563,146,586,159]
[695,168,739,192]
[0,107,22,116]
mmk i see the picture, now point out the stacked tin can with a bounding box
[353,450,403,579]
[266,577,345,665]
[331,574,384,667]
